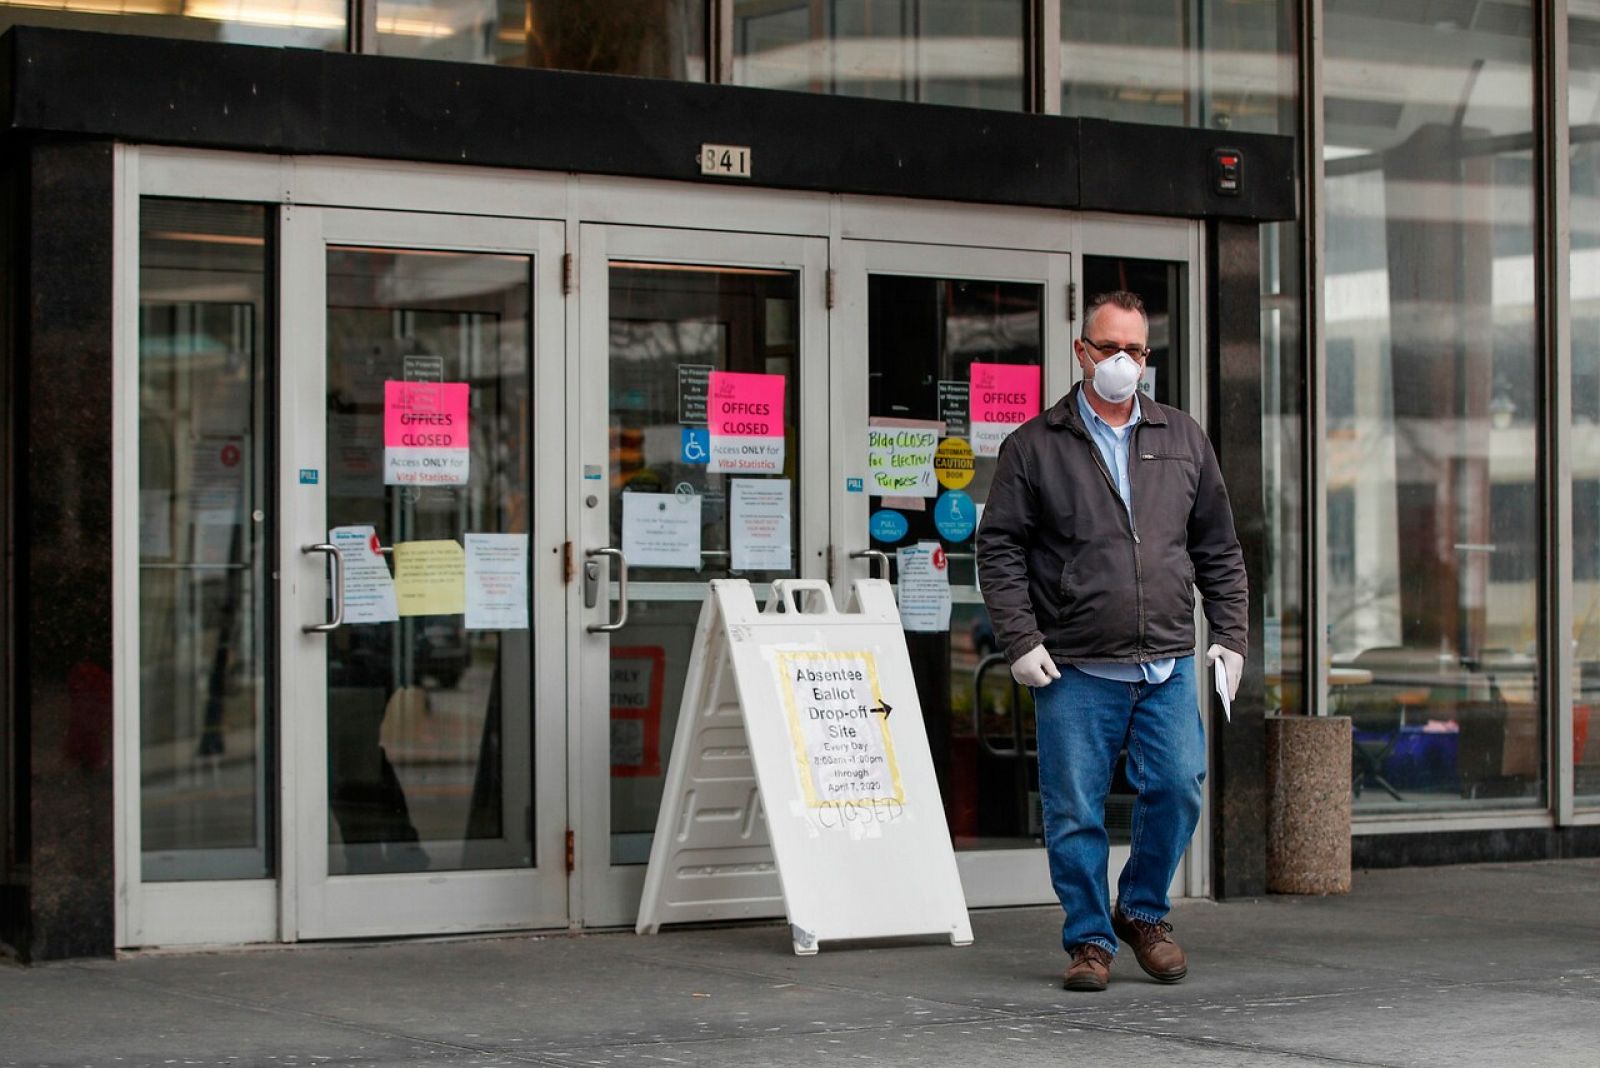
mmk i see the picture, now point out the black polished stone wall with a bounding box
[1354,825,1600,868]
[0,146,18,956]
[9,140,117,961]
[1207,220,1269,899]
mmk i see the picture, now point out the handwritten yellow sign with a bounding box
[866,426,938,497]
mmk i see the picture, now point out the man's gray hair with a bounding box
[1083,290,1148,334]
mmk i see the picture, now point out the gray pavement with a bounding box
[2,859,1597,1067]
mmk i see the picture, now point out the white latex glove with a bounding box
[1011,644,1062,688]
[1206,644,1244,702]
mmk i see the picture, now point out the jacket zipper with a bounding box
[1079,421,1146,658]
[1128,425,1145,657]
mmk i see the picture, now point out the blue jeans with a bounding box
[1033,658,1206,954]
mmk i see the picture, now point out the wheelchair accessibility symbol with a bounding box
[680,427,710,465]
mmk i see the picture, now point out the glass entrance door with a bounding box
[831,240,1073,907]
[833,228,1201,907]
[127,198,281,948]
[575,226,829,925]
[281,208,568,939]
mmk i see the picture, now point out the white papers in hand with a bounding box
[1213,656,1232,723]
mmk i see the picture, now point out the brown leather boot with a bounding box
[1112,908,1187,983]
[1063,944,1113,991]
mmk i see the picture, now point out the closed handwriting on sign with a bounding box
[866,428,937,497]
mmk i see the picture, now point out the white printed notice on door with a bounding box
[896,541,952,632]
[707,371,785,473]
[384,380,470,485]
[329,524,399,624]
[622,492,702,568]
[730,478,791,571]
[464,533,529,631]
[773,650,904,808]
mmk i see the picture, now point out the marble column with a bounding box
[8,140,118,959]
[1266,715,1352,894]
[1208,220,1269,898]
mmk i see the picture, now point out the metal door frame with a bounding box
[571,223,831,927]
[280,206,569,940]
[829,238,1072,908]
[113,147,1211,947]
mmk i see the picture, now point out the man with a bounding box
[975,290,1246,992]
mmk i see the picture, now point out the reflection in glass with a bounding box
[324,248,534,874]
[1012,252,1298,784]
[376,0,705,76]
[139,199,272,881]
[1325,2,1541,810]
[1573,5,1600,803]
[733,0,1025,110]
[866,275,1041,849]
[607,263,800,862]
[1262,221,1306,716]
[1061,5,1304,716]
[1061,0,1296,135]
[1081,257,1183,407]
[0,0,344,49]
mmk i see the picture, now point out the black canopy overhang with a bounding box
[0,25,1296,223]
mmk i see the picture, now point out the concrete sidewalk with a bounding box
[2,859,1597,1067]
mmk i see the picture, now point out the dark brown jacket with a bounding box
[976,384,1247,666]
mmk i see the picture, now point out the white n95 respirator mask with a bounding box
[1090,352,1142,404]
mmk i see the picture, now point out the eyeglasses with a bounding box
[1079,337,1150,360]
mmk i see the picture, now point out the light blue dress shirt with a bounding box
[1074,388,1176,686]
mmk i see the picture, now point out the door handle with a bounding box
[972,652,1035,759]
[586,547,629,633]
[851,549,891,582]
[302,543,345,633]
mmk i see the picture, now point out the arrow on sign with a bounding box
[871,701,893,719]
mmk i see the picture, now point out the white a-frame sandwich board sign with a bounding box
[636,578,973,955]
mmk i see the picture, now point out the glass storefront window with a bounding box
[139,200,273,880]
[1061,0,1296,135]
[0,0,344,50]
[733,0,1025,110]
[1061,3,1304,716]
[1572,2,1600,804]
[376,0,705,76]
[1325,3,1541,811]
[1263,221,1305,716]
